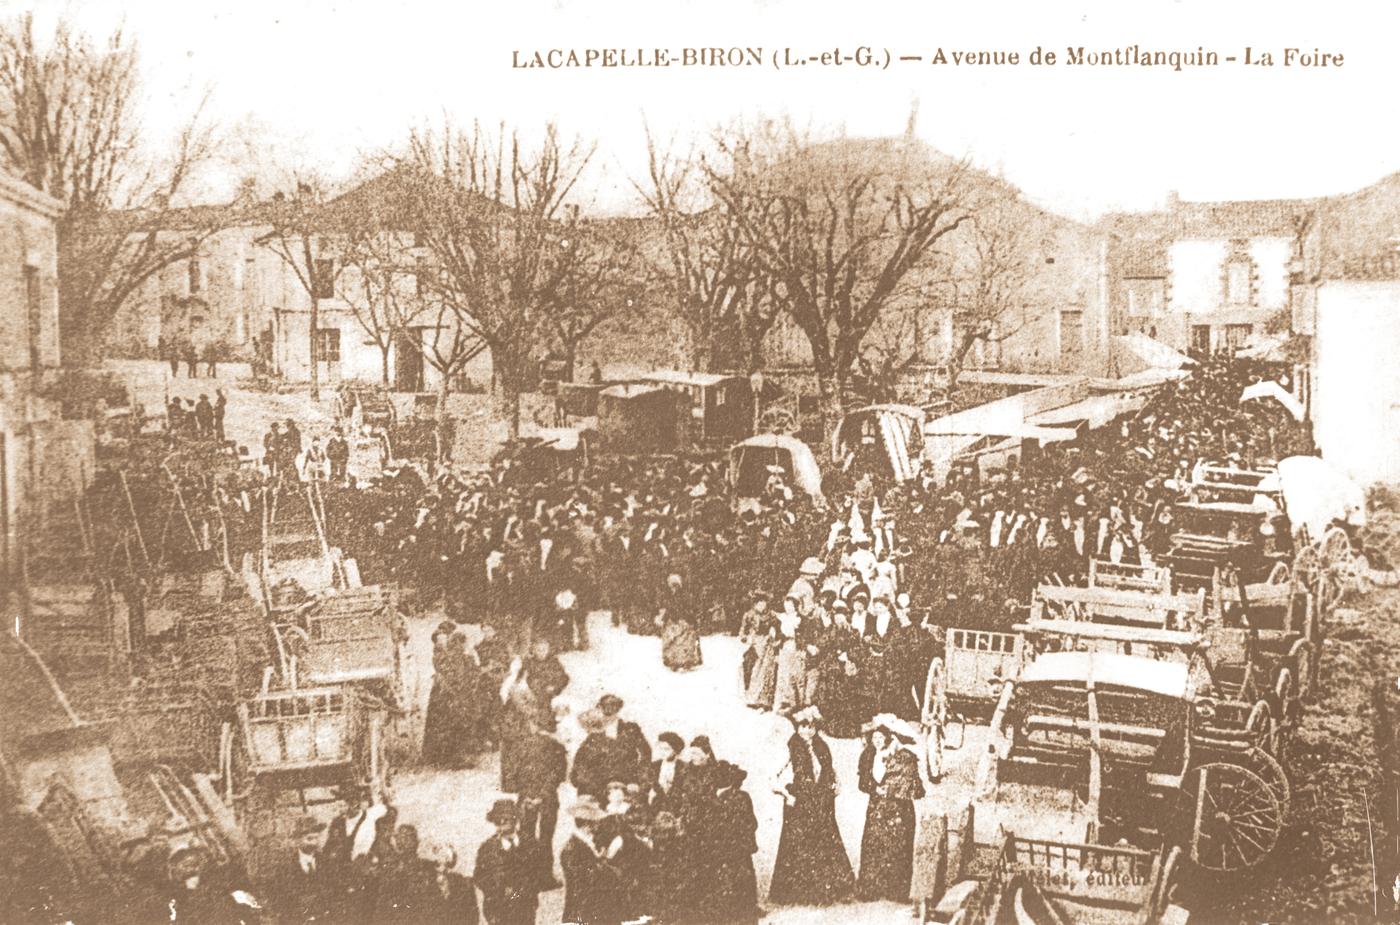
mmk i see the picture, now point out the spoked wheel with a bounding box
[1246,700,1279,756]
[1184,762,1283,871]
[1292,544,1322,596]
[1150,846,1184,920]
[1287,638,1315,702]
[1238,745,1290,809]
[757,406,799,435]
[1320,526,1359,604]
[1266,561,1291,586]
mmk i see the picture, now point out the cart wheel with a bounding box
[1287,638,1314,701]
[1151,845,1184,919]
[1292,544,1322,595]
[1183,762,1283,871]
[1246,700,1278,755]
[1243,744,1290,808]
[1265,561,1291,586]
[923,657,947,727]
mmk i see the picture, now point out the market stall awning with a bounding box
[1276,455,1366,536]
[1114,333,1195,373]
[1239,380,1305,422]
[1030,392,1147,429]
[924,419,1078,443]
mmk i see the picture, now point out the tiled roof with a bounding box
[1167,197,1313,239]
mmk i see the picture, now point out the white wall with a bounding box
[1313,281,1400,487]
[1168,236,1291,314]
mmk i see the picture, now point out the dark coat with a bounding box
[571,727,648,803]
[709,788,760,924]
[267,852,336,924]
[560,834,626,925]
[473,835,543,925]
[419,871,480,925]
[511,731,568,801]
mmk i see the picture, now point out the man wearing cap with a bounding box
[474,799,546,925]
[269,815,335,924]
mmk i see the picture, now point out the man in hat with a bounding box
[571,708,634,805]
[597,694,651,788]
[788,557,824,609]
[322,784,391,922]
[269,815,335,924]
[560,799,625,925]
[512,720,569,887]
[161,844,253,924]
[474,799,547,925]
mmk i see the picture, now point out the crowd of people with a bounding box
[40,357,1317,924]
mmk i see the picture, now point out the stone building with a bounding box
[0,171,93,589]
[1103,193,1310,357]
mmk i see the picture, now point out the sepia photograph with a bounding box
[1,1,1398,922]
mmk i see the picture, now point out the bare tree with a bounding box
[939,209,1038,389]
[260,174,341,400]
[401,121,596,438]
[636,125,780,372]
[542,217,648,378]
[0,14,225,363]
[338,227,418,385]
[711,131,972,434]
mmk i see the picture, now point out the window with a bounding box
[316,328,341,363]
[1125,279,1165,318]
[25,265,41,369]
[188,256,202,294]
[1224,324,1253,351]
[313,258,336,299]
[1059,310,1084,358]
[1190,325,1212,356]
[1226,260,1251,305]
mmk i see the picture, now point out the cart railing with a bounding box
[945,628,1024,700]
[1032,584,1206,629]
[999,835,1158,905]
[1088,559,1172,594]
[237,686,358,776]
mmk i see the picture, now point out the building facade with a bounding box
[0,172,94,589]
[1104,193,1309,358]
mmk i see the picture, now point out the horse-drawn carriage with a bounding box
[333,383,398,433]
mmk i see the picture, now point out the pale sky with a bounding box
[11,0,1400,220]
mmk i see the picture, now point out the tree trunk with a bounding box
[436,376,453,463]
[309,297,320,401]
[380,344,391,385]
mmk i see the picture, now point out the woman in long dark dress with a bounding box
[767,706,855,906]
[709,760,759,925]
[421,624,465,766]
[856,715,925,902]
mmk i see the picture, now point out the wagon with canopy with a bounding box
[728,433,825,504]
[832,403,927,483]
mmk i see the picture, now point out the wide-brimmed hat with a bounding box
[789,705,823,727]
[749,588,771,602]
[798,557,825,576]
[486,799,519,825]
[862,713,921,743]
